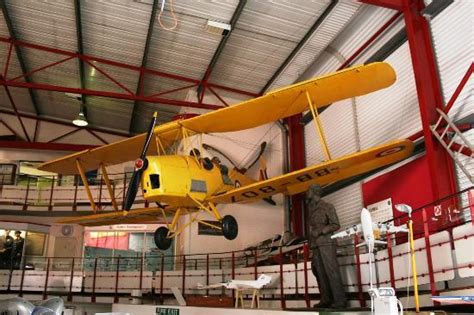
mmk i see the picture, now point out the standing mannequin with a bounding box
[12,231,24,269]
[0,230,13,269]
[306,184,347,309]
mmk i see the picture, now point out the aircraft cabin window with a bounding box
[150,174,160,189]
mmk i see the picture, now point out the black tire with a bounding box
[154,227,172,250]
[221,215,238,240]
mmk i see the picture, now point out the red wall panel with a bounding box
[362,155,456,236]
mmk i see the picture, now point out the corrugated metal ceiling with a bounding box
[0,0,375,135]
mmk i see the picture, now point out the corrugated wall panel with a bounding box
[269,1,362,90]
[430,1,473,196]
[357,42,421,149]
[430,1,473,121]
[324,182,363,228]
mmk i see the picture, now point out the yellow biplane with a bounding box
[39,62,414,250]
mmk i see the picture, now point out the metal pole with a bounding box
[254,249,258,280]
[386,233,396,289]
[43,258,50,300]
[19,262,26,297]
[139,255,144,291]
[160,254,165,304]
[68,258,75,302]
[422,208,438,303]
[408,216,420,312]
[182,255,186,298]
[206,254,210,296]
[303,243,310,308]
[91,258,98,303]
[354,234,366,307]
[231,251,235,301]
[114,256,121,303]
[279,245,286,309]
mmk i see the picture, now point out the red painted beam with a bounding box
[0,37,259,98]
[0,79,224,110]
[287,114,306,237]
[444,62,473,114]
[0,108,130,137]
[338,11,402,70]
[359,0,404,11]
[402,0,457,200]
[0,140,97,151]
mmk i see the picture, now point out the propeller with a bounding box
[123,113,158,211]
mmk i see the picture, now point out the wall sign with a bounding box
[156,307,179,315]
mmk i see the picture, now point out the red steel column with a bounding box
[287,114,305,236]
[402,0,457,203]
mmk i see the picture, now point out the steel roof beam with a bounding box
[260,0,338,94]
[197,0,247,100]
[0,1,40,115]
[0,140,97,152]
[0,79,224,110]
[0,36,259,97]
[130,0,160,133]
[0,108,130,137]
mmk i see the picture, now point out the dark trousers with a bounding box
[311,244,347,305]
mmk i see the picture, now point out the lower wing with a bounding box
[208,139,414,204]
[57,206,174,226]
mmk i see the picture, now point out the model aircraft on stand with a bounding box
[331,208,408,314]
[38,62,414,250]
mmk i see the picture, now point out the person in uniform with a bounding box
[306,184,347,309]
[11,231,24,269]
[0,230,13,269]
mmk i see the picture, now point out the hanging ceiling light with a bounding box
[73,107,88,127]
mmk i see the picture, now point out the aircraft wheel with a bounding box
[154,227,172,250]
[221,215,238,240]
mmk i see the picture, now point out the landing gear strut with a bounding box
[154,226,172,250]
[221,215,238,240]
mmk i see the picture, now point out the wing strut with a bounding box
[76,159,98,212]
[306,90,332,161]
[100,164,119,211]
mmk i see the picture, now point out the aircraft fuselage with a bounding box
[141,155,234,207]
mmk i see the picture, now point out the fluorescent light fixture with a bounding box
[73,111,88,127]
[205,20,231,35]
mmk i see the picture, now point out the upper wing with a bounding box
[331,224,362,239]
[180,62,395,133]
[39,62,395,175]
[208,139,414,204]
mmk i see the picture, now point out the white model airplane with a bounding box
[331,207,408,252]
[331,208,407,315]
[197,274,272,290]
